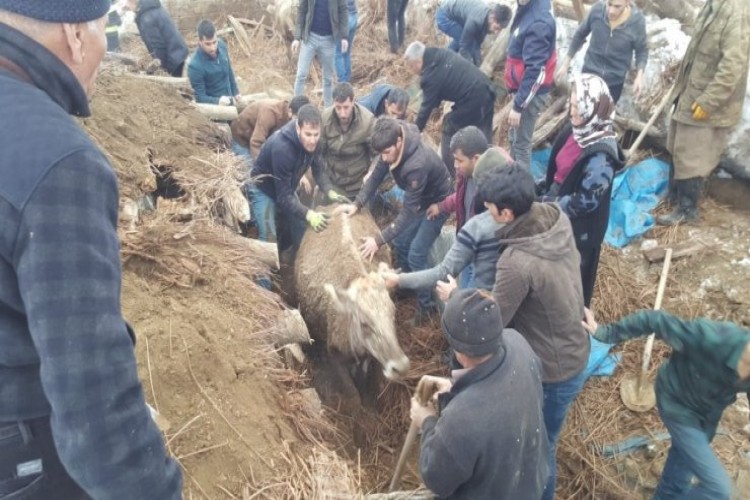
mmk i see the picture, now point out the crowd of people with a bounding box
[1,0,749,499]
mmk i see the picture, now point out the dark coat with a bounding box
[135,0,188,76]
[295,0,349,41]
[441,0,491,64]
[354,122,453,245]
[187,39,239,104]
[0,22,181,498]
[416,47,495,131]
[253,121,334,219]
[420,331,549,499]
[357,83,395,117]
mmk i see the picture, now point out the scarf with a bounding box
[571,73,616,148]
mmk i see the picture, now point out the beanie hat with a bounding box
[442,289,503,357]
[474,147,511,181]
[0,0,111,23]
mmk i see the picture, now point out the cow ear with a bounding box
[324,284,354,312]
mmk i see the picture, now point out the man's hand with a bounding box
[436,274,458,303]
[417,375,452,401]
[327,190,349,203]
[582,307,598,334]
[291,40,300,54]
[359,236,379,261]
[691,102,709,121]
[410,396,437,429]
[426,203,441,220]
[633,72,644,99]
[218,96,232,106]
[554,59,570,86]
[508,109,522,128]
[341,39,349,53]
[380,270,400,290]
[305,210,330,232]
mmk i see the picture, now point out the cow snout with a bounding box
[383,356,411,380]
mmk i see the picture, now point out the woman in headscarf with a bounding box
[538,73,625,307]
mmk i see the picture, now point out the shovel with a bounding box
[619,248,673,412]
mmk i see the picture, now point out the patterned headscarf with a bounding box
[571,73,616,148]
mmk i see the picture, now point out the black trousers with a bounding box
[0,417,89,499]
[440,89,497,178]
[387,0,409,52]
[578,244,602,308]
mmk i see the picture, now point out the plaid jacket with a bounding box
[0,23,181,499]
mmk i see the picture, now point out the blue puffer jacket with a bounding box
[187,39,239,104]
[505,0,556,112]
[357,83,395,116]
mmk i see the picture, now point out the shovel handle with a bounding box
[626,85,675,160]
[389,421,419,492]
[638,248,673,386]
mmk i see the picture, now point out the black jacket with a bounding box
[441,0,490,64]
[420,330,549,499]
[135,0,188,75]
[253,121,333,219]
[416,47,495,131]
[354,122,452,245]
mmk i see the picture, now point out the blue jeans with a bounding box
[509,93,548,170]
[393,212,450,310]
[248,185,276,242]
[541,369,587,500]
[335,13,358,83]
[654,408,731,499]
[458,262,475,288]
[387,0,408,52]
[294,32,336,106]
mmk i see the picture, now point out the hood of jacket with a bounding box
[279,119,305,151]
[497,202,572,261]
[138,0,162,14]
[395,122,422,168]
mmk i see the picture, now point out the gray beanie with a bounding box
[0,0,111,23]
[442,289,503,357]
[474,147,510,181]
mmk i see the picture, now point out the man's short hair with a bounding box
[490,4,513,28]
[449,126,489,157]
[385,87,409,110]
[371,117,403,152]
[479,163,535,217]
[289,95,311,115]
[197,19,215,40]
[332,82,354,103]
[404,41,426,62]
[296,104,322,128]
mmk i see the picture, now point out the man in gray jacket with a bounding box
[436,0,511,66]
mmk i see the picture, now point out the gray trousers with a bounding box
[509,93,548,170]
[293,32,336,106]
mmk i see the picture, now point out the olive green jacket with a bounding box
[319,103,375,198]
[671,0,750,127]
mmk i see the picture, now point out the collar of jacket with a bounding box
[438,345,507,410]
[389,124,408,170]
[0,22,90,117]
[497,202,558,240]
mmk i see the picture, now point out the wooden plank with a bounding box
[642,240,711,263]
[572,0,586,22]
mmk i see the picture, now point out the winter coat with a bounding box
[441,0,491,64]
[135,0,188,76]
[568,1,648,89]
[594,310,750,429]
[230,99,290,158]
[542,124,625,249]
[398,211,503,291]
[420,332,549,499]
[671,0,750,128]
[354,122,453,245]
[319,103,376,197]
[416,47,496,131]
[492,203,589,383]
[0,22,181,498]
[253,121,334,220]
[505,0,556,112]
[358,83,395,117]
[295,0,349,41]
[187,39,239,105]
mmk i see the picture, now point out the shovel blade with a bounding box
[620,374,656,413]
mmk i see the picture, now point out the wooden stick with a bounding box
[388,422,419,492]
[176,440,229,460]
[193,103,239,122]
[626,85,675,160]
[166,413,203,446]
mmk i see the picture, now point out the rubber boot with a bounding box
[656,178,702,226]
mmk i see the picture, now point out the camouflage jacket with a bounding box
[671,0,750,127]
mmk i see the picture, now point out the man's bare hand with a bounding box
[380,271,400,290]
[426,203,441,220]
[508,109,522,128]
[299,176,312,194]
[582,307,598,334]
[291,40,300,54]
[436,274,458,303]
[359,236,379,261]
[410,396,437,428]
[341,39,349,53]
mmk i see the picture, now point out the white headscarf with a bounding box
[571,73,617,148]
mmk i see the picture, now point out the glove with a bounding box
[691,102,709,121]
[327,190,349,203]
[305,210,330,232]
[218,96,232,106]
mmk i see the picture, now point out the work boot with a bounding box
[656,178,702,226]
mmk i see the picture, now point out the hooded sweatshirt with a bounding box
[492,202,589,383]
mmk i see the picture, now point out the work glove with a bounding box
[691,102,709,121]
[305,210,330,232]
[218,96,232,106]
[327,190,349,203]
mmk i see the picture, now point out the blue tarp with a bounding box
[584,336,621,379]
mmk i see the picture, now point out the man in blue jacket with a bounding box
[358,83,410,119]
[436,0,512,66]
[0,1,182,498]
[188,19,240,105]
[505,0,556,169]
[128,0,188,77]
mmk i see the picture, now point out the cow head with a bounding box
[324,270,410,380]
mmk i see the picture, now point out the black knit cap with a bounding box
[442,288,503,357]
[0,0,111,23]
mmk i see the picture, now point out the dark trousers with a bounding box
[0,417,89,499]
[608,82,623,103]
[387,0,409,52]
[440,90,496,178]
[578,244,602,308]
[275,207,307,256]
[169,61,185,78]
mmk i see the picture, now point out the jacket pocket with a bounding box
[0,473,45,499]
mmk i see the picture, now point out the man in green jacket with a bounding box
[320,82,375,200]
[659,0,750,225]
[583,308,750,499]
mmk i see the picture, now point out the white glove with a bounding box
[218,96,232,106]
